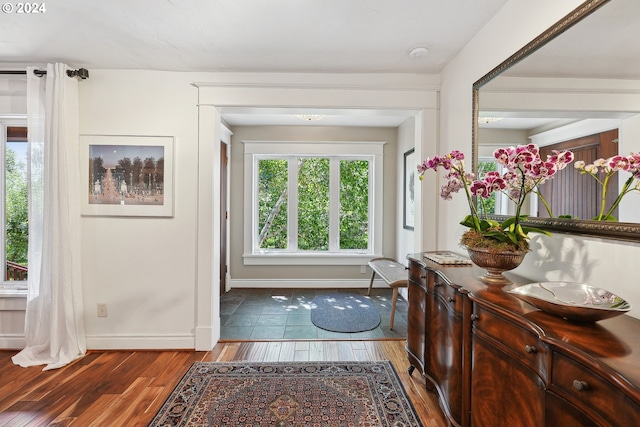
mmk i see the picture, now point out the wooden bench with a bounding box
[367,257,408,330]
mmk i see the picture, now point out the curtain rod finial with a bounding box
[66,68,89,80]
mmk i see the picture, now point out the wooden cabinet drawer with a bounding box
[551,352,640,425]
[433,276,456,303]
[432,275,460,314]
[408,263,426,288]
[472,304,547,378]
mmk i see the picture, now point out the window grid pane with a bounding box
[257,158,288,249]
[253,153,374,255]
[297,158,329,251]
[3,126,29,282]
[339,159,369,250]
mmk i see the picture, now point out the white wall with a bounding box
[395,117,416,266]
[0,75,26,115]
[439,0,640,319]
[79,70,204,349]
[0,295,25,348]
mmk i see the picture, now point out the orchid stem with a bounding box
[604,175,635,219]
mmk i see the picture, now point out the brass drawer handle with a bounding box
[524,345,537,354]
[447,296,454,303]
[470,314,479,321]
[572,380,589,391]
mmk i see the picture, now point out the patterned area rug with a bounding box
[148,360,423,427]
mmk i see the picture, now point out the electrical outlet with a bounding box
[360,265,367,274]
[97,303,108,317]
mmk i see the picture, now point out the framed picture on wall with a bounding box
[403,148,416,230]
[80,134,174,217]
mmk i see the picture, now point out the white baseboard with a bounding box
[229,278,387,289]
[85,334,195,350]
[2,334,196,351]
[0,335,25,349]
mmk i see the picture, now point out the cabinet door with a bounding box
[471,334,545,427]
[425,275,464,427]
[406,264,426,377]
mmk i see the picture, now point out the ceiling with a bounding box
[0,0,509,127]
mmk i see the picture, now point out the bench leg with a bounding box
[390,287,399,330]
[367,271,376,296]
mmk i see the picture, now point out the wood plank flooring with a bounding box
[0,341,447,427]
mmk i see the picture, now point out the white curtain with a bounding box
[12,63,86,371]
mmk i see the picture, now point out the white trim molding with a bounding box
[86,334,195,350]
[243,140,384,264]
[229,278,389,289]
[194,73,439,110]
[0,334,25,349]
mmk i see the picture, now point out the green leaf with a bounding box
[460,215,481,230]
[482,231,510,243]
[521,226,552,237]
[485,219,500,228]
[515,224,528,238]
[592,214,618,222]
[477,219,498,231]
[500,216,517,229]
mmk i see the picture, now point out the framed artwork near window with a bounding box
[79,134,174,217]
[403,148,415,230]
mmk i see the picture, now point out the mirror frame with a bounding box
[472,0,640,243]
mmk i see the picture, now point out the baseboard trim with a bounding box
[85,334,195,350]
[0,335,25,349]
[229,278,387,289]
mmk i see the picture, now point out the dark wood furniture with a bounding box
[406,252,640,427]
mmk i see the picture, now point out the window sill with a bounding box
[0,287,27,297]
[243,253,382,266]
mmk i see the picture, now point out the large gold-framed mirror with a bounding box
[473,0,640,242]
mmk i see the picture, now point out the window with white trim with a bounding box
[243,141,384,265]
[1,120,28,288]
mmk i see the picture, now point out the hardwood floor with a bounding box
[0,341,446,426]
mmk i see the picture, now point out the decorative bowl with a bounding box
[508,281,631,322]
[464,246,527,286]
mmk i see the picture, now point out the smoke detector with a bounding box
[409,47,429,59]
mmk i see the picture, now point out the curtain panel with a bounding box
[12,63,86,371]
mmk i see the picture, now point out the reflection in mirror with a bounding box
[473,0,640,242]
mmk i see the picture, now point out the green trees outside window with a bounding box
[339,159,369,250]
[257,156,370,252]
[6,141,28,269]
[298,158,330,251]
[258,159,288,249]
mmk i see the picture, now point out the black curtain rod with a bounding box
[0,68,90,80]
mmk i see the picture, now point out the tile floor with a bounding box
[220,287,408,340]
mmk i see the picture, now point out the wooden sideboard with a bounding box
[406,253,640,427]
